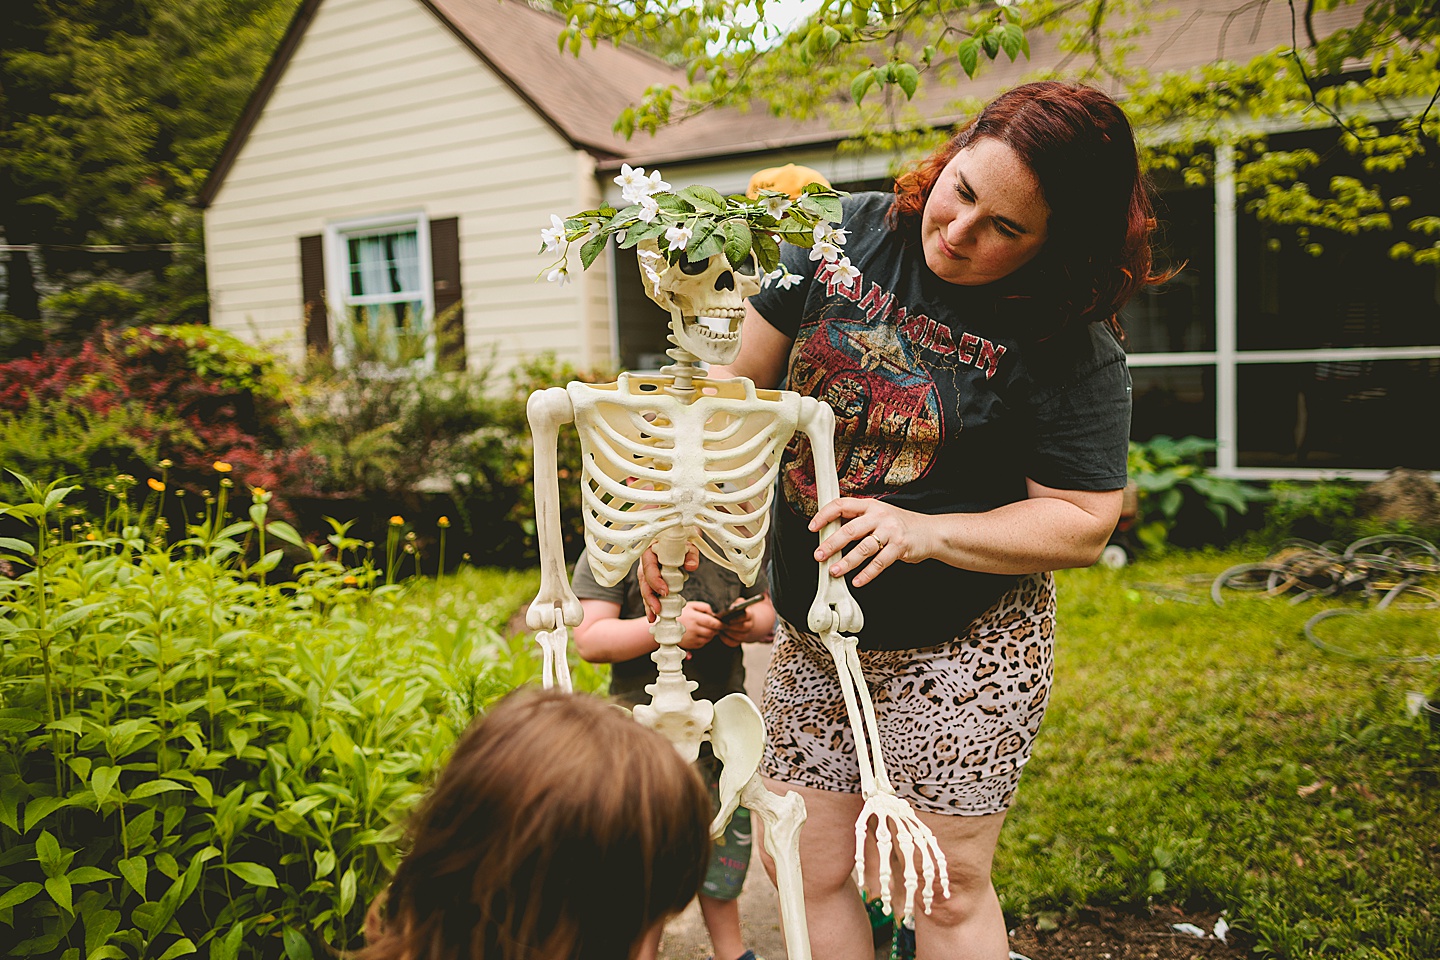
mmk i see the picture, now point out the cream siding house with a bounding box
[201,0,664,372]
[203,0,1438,478]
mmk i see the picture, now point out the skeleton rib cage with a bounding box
[568,373,802,589]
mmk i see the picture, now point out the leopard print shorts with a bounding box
[759,572,1056,816]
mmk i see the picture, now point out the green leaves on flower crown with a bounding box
[541,172,848,279]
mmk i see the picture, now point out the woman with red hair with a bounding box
[701,81,1162,959]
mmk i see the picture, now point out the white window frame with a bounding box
[324,210,434,371]
[1129,142,1440,482]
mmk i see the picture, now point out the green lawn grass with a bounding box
[995,550,1440,958]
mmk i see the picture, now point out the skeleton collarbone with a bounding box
[569,372,801,587]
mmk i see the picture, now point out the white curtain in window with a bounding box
[354,236,392,296]
[392,231,420,295]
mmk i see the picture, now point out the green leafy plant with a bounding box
[1127,435,1267,553]
[294,350,600,566]
[0,472,594,960]
[1256,479,1366,545]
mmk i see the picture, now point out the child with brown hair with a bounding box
[360,687,712,960]
[571,547,775,960]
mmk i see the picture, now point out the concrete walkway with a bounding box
[657,643,889,960]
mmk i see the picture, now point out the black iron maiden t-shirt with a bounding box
[748,193,1132,651]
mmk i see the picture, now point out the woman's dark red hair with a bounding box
[891,81,1163,335]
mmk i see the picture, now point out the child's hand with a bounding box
[677,602,722,650]
[638,545,701,622]
[717,609,754,647]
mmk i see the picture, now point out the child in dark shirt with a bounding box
[572,548,774,960]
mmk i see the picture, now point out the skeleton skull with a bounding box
[638,239,761,365]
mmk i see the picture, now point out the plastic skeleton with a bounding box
[525,240,949,948]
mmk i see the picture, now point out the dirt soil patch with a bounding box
[1008,907,1245,960]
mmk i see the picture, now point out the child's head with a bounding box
[361,688,711,960]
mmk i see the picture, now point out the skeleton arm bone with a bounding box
[796,397,863,635]
[524,388,584,633]
[795,400,948,922]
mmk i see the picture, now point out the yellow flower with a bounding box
[85,532,96,541]
[343,575,359,585]
[213,460,233,473]
[437,516,451,528]
[147,478,166,492]
[389,515,404,526]
[158,458,174,469]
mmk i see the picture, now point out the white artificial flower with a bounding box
[814,222,849,247]
[614,164,647,197]
[539,214,566,254]
[636,195,660,223]
[638,250,664,284]
[642,168,671,196]
[808,239,842,262]
[776,269,803,290]
[664,223,693,250]
[760,194,792,219]
[617,165,671,204]
[828,255,860,288]
[546,265,571,287]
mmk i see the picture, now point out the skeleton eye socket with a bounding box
[678,255,711,276]
[733,254,759,277]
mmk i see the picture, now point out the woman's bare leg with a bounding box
[903,809,1009,960]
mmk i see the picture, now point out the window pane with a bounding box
[1121,187,1216,354]
[1237,359,1440,469]
[347,228,422,298]
[1236,129,1440,351]
[1130,364,1216,444]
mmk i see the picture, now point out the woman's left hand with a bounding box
[809,498,934,587]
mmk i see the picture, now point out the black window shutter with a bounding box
[429,216,465,368]
[299,234,329,354]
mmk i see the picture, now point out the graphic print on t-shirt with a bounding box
[783,306,943,515]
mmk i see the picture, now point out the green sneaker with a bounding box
[863,891,893,947]
[888,917,915,960]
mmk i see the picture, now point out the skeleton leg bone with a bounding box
[741,774,811,960]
